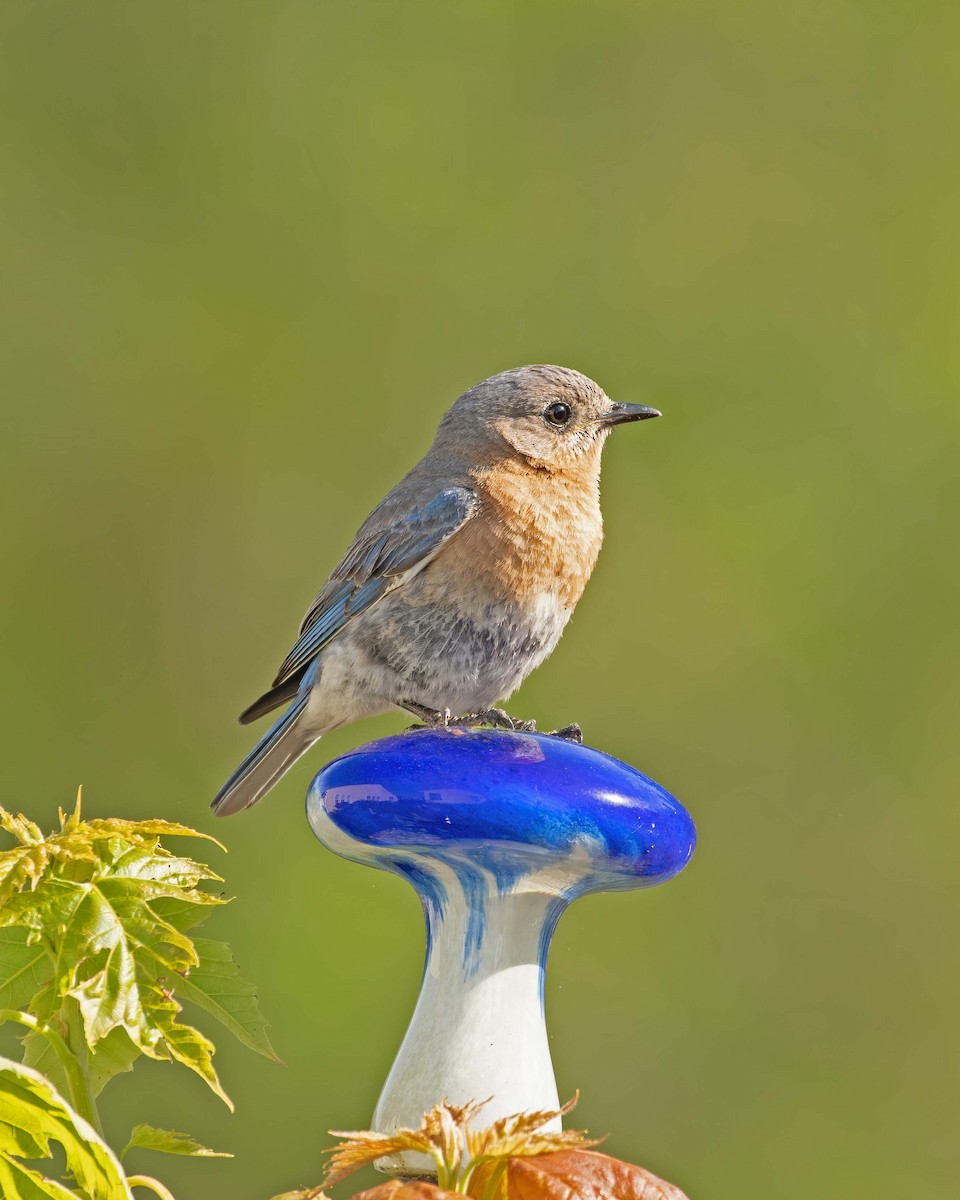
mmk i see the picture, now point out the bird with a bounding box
[211,365,660,816]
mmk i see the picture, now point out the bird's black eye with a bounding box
[543,401,572,427]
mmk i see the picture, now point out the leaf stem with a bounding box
[62,994,104,1136]
[478,1158,508,1200]
[0,1006,103,1136]
[128,1175,178,1200]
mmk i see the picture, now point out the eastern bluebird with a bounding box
[211,365,660,816]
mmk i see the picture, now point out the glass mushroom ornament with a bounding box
[307,727,695,1177]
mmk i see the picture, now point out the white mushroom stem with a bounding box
[373,865,568,1176]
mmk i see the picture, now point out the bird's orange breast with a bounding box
[439,459,604,610]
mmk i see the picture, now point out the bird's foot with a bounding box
[403,701,581,742]
[401,700,452,731]
[548,722,584,744]
[453,707,538,733]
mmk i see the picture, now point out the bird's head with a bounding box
[438,365,660,474]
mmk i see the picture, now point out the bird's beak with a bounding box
[603,402,662,426]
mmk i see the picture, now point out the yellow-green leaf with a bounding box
[0,841,231,1106]
[121,1123,231,1159]
[87,1028,141,1096]
[0,810,44,846]
[22,1023,139,1102]
[0,800,272,1110]
[175,939,280,1062]
[0,930,52,1011]
[80,818,225,853]
[0,1155,80,1199]
[157,1005,233,1110]
[0,841,49,906]
[0,1055,132,1200]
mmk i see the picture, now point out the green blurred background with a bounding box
[1,2,958,1197]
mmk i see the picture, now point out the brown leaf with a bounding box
[323,1096,595,1191]
[322,1128,435,1188]
[472,1149,690,1200]
[465,1093,597,1163]
[268,1190,330,1200]
[323,1099,489,1187]
[268,1189,330,1200]
[351,1183,462,1200]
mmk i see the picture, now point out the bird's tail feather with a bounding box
[211,692,316,816]
[237,671,304,725]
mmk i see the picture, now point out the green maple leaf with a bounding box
[0,930,52,1012]
[23,1024,141,1102]
[0,1056,131,1200]
[0,796,253,1108]
[122,1122,231,1159]
[175,939,279,1062]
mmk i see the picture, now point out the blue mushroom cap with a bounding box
[307,728,695,894]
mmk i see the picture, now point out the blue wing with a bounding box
[270,485,477,691]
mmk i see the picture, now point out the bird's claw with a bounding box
[404,703,580,741]
[402,701,452,730]
[548,722,583,744]
[485,707,538,733]
[452,708,539,733]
